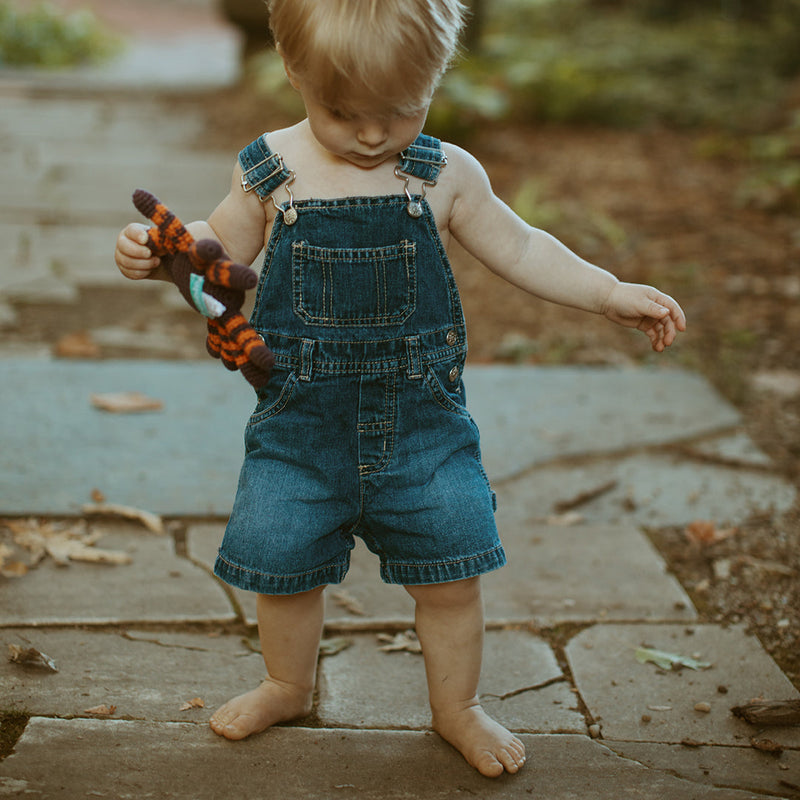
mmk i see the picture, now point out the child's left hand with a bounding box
[602,282,686,352]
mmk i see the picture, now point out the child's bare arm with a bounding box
[446,144,685,349]
[115,161,266,281]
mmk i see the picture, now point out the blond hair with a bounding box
[268,0,466,114]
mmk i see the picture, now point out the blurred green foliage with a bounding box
[429,0,800,131]
[0,2,117,68]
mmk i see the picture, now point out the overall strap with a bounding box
[397,134,446,183]
[238,134,294,201]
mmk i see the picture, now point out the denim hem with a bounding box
[213,552,348,595]
[379,544,506,586]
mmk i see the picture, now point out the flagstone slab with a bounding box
[0,525,234,626]
[482,522,696,625]
[0,720,777,799]
[316,630,584,734]
[467,366,742,482]
[566,623,800,748]
[492,453,797,529]
[0,628,263,722]
[605,741,800,799]
[0,360,254,516]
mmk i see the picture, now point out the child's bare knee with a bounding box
[404,576,481,609]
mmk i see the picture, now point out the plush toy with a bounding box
[132,189,275,388]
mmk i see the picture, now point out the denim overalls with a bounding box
[214,133,505,595]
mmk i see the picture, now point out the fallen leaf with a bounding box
[0,543,27,577]
[3,518,132,568]
[81,503,165,535]
[90,391,163,413]
[685,520,737,546]
[319,637,352,657]
[84,704,116,716]
[635,646,712,671]
[90,488,106,503]
[179,697,205,711]
[8,645,58,672]
[377,630,422,654]
[330,589,367,616]
[54,331,101,359]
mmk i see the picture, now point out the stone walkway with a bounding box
[1,8,799,798]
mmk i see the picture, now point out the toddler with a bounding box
[115,0,685,778]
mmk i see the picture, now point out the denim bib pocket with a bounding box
[291,240,416,327]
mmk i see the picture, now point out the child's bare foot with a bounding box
[433,703,526,778]
[209,678,313,740]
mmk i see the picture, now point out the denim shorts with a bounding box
[214,362,505,595]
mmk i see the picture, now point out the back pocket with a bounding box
[292,240,416,327]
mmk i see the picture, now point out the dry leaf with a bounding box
[179,697,205,711]
[8,645,58,672]
[330,589,367,616]
[90,391,163,413]
[54,331,101,359]
[84,704,117,716]
[90,488,106,503]
[377,630,422,654]
[685,520,737,546]
[3,518,131,568]
[319,637,352,657]
[81,503,165,535]
[636,646,711,671]
[0,543,28,577]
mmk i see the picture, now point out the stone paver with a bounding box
[605,742,800,799]
[0,525,233,625]
[482,522,696,625]
[0,629,262,722]
[493,453,796,529]
[316,630,584,734]
[566,623,800,748]
[0,360,253,516]
[467,365,742,481]
[0,721,779,799]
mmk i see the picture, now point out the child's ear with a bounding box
[276,43,300,91]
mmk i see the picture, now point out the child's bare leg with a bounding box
[210,586,324,740]
[405,577,526,777]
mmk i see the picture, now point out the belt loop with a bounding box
[299,338,314,382]
[405,336,423,380]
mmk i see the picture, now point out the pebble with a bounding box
[694,701,712,713]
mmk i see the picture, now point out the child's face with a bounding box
[297,80,430,169]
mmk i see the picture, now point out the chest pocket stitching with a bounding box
[292,240,417,327]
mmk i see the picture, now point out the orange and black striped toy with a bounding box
[132,189,275,388]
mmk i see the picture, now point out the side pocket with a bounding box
[247,370,299,428]
[424,364,470,417]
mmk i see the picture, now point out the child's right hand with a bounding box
[114,223,161,280]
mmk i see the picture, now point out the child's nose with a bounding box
[357,121,389,147]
